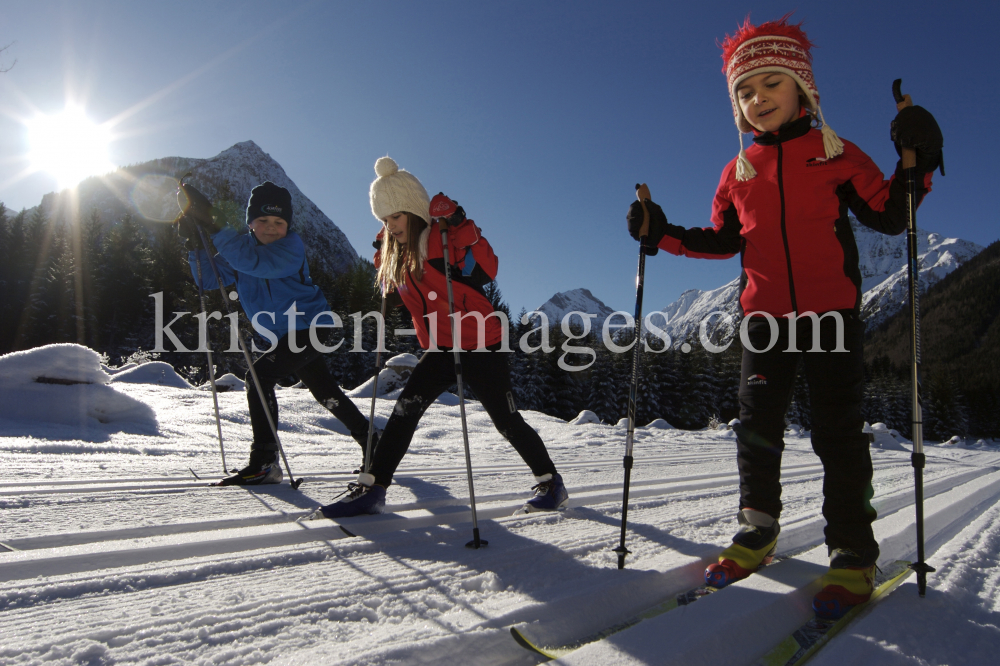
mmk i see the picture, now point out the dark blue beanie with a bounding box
[246,181,293,227]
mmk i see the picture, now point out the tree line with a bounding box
[1,201,995,441]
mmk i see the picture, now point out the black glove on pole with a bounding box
[893,79,936,596]
[615,183,652,570]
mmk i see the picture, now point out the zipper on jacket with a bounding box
[777,142,798,314]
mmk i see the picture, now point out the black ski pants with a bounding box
[246,329,369,455]
[735,310,877,553]
[369,347,557,488]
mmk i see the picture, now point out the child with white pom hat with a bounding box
[622,14,943,618]
[317,156,569,518]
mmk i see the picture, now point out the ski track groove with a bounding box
[2,425,997,665]
[1,458,936,553]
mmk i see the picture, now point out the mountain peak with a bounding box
[37,141,359,276]
[535,288,617,324]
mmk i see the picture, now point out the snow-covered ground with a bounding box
[1,345,998,665]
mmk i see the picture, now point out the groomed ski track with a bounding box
[3,387,999,665]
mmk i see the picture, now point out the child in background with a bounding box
[319,157,568,517]
[625,16,942,618]
[182,181,377,485]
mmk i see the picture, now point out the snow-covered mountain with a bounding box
[37,141,358,277]
[857,229,982,329]
[534,288,618,329]
[658,219,983,343]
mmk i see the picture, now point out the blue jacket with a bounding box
[189,228,331,338]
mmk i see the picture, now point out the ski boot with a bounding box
[515,473,569,514]
[216,450,282,486]
[319,473,387,518]
[705,509,779,588]
[812,547,878,619]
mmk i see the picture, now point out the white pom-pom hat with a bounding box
[369,156,430,224]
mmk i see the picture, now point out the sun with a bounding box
[26,104,115,189]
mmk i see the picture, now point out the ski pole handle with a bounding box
[892,79,917,170]
[635,183,651,238]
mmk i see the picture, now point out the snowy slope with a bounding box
[36,140,359,277]
[858,231,983,329]
[1,344,998,665]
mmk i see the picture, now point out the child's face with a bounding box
[383,212,409,244]
[736,72,801,133]
[248,215,288,244]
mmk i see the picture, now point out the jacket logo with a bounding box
[261,204,284,215]
[747,374,768,386]
[806,157,830,167]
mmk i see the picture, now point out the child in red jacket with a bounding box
[320,157,568,518]
[626,16,942,618]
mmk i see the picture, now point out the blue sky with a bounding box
[1,0,997,316]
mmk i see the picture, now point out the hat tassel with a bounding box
[735,132,757,181]
[817,106,844,160]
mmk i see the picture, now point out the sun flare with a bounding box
[26,104,115,189]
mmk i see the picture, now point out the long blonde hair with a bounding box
[376,212,429,291]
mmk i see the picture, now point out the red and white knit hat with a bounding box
[720,15,843,180]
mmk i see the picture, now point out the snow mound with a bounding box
[1,343,111,385]
[109,362,194,388]
[385,353,419,369]
[348,367,408,398]
[644,418,675,429]
[434,392,460,406]
[569,410,601,425]
[102,362,137,375]
[211,373,246,392]
[0,344,157,432]
[869,422,910,451]
[615,417,630,428]
[348,357,422,399]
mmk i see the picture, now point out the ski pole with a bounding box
[892,79,935,596]
[436,214,487,549]
[614,183,652,570]
[363,289,387,474]
[192,254,229,474]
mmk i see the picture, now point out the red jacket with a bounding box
[658,115,933,317]
[374,218,502,350]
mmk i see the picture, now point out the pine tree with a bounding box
[587,342,618,423]
[11,207,57,350]
[0,209,26,351]
[98,212,152,358]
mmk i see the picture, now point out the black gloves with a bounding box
[442,204,466,228]
[626,198,668,256]
[891,105,944,175]
[176,214,200,251]
[177,182,224,235]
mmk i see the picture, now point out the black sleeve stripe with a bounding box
[679,203,743,255]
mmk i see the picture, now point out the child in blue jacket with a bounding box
[187,182,375,485]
